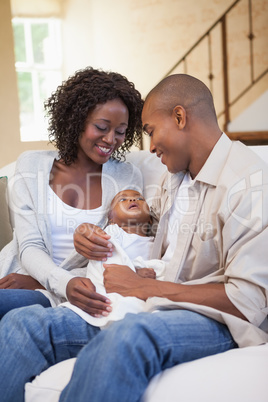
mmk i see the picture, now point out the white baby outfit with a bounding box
[62,224,165,328]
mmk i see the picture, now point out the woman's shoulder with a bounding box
[17,150,58,163]
[16,150,59,172]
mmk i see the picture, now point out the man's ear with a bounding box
[173,105,186,129]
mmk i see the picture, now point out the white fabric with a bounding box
[0,151,143,301]
[25,358,76,402]
[48,185,104,265]
[125,150,166,205]
[143,343,268,402]
[61,224,165,327]
[1,148,267,402]
[161,171,193,262]
[149,134,268,347]
[25,344,268,402]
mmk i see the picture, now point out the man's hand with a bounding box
[74,223,114,261]
[66,277,112,317]
[0,274,45,290]
[103,264,149,300]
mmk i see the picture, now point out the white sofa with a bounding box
[0,148,268,402]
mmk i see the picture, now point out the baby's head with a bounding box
[108,189,152,236]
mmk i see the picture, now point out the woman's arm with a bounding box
[0,274,44,290]
[3,152,58,290]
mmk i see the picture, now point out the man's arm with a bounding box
[103,264,247,321]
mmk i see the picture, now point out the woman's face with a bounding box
[78,98,129,166]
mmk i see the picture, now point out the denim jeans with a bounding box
[0,289,51,319]
[0,305,100,402]
[0,306,237,402]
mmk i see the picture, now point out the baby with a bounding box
[62,189,165,328]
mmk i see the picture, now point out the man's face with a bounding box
[142,97,190,174]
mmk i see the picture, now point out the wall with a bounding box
[61,0,236,97]
[228,90,268,132]
[11,0,61,16]
[0,0,267,167]
[0,0,55,168]
[0,0,20,167]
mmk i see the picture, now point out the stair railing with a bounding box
[160,0,268,145]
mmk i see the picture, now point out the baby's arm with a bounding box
[134,257,166,281]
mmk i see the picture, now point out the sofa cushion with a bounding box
[25,344,268,402]
[126,150,166,205]
[0,176,13,250]
[143,343,268,402]
[25,358,76,402]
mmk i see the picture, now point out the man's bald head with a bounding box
[145,74,217,123]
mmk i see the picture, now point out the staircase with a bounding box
[160,0,268,145]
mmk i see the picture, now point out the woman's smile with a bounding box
[78,98,129,165]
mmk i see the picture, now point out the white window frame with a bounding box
[13,17,62,142]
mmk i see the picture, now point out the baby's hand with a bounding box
[135,268,156,279]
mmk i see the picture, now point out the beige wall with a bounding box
[0,0,55,168]
[0,0,267,167]
[11,0,62,16]
[61,0,236,97]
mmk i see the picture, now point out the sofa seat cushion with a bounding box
[25,344,268,402]
[25,358,76,402]
[143,343,268,402]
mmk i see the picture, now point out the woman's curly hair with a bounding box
[44,67,144,164]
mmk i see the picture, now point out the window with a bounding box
[12,18,62,142]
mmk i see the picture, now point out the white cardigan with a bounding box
[0,150,143,303]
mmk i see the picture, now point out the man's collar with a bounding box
[162,133,233,190]
[195,133,232,186]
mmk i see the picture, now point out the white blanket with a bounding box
[61,225,165,328]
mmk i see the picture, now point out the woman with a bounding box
[0,67,143,317]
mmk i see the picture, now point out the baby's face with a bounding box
[109,190,151,227]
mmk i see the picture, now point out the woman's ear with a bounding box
[173,105,186,129]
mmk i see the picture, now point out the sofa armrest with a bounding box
[0,176,13,250]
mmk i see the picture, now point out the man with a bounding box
[0,74,267,402]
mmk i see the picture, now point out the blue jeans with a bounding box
[0,289,51,319]
[0,306,237,402]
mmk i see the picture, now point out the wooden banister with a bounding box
[160,0,268,145]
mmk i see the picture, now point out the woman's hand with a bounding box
[74,223,114,261]
[0,274,45,290]
[66,277,112,317]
